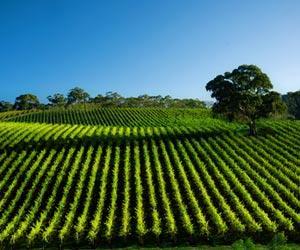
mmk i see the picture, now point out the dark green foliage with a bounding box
[92,92,206,108]
[232,238,256,250]
[244,238,255,249]
[268,233,290,250]
[92,92,123,107]
[67,87,90,104]
[282,90,300,119]
[206,65,286,135]
[0,101,13,112]
[2,87,205,111]
[14,94,40,110]
[47,93,67,106]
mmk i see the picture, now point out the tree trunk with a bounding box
[249,119,257,136]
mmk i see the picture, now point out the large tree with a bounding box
[206,64,286,135]
[282,90,300,119]
[14,94,40,110]
[47,93,67,106]
[67,87,90,104]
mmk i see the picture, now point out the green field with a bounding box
[2,108,214,127]
[0,108,299,249]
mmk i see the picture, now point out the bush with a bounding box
[268,232,289,250]
[232,238,255,250]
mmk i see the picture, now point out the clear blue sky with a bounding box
[0,0,299,102]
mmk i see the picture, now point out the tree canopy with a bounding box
[14,94,40,110]
[91,92,205,108]
[67,87,90,104]
[206,64,286,135]
[47,93,67,106]
[0,101,13,112]
[0,87,205,112]
[282,90,300,119]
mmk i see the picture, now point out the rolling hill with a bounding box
[0,108,299,248]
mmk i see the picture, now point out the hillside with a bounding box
[0,108,299,248]
[1,108,213,127]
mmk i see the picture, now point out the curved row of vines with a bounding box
[0,120,299,248]
[2,108,222,127]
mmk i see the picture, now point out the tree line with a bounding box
[0,64,299,136]
[282,91,300,119]
[0,88,206,111]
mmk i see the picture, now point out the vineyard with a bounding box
[1,108,214,127]
[0,109,299,248]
